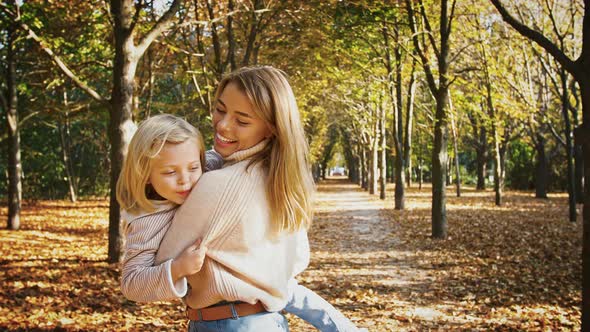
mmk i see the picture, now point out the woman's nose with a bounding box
[217,116,232,132]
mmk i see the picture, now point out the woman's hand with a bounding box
[170,238,207,282]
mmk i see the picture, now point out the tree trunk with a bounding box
[350,156,359,183]
[321,159,328,179]
[572,79,585,204]
[241,0,263,66]
[226,0,237,72]
[380,102,387,200]
[6,7,21,230]
[576,145,585,203]
[417,131,423,190]
[453,130,460,197]
[107,0,180,263]
[109,0,139,263]
[483,47,502,206]
[342,130,358,183]
[404,57,417,189]
[418,161,423,190]
[406,0,453,238]
[393,34,406,209]
[382,20,405,209]
[432,89,449,238]
[370,137,378,195]
[534,133,549,199]
[388,153,395,183]
[361,146,369,190]
[559,70,577,221]
[492,122,502,206]
[357,145,363,187]
[59,91,78,202]
[205,0,224,79]
[450,96,461,197]
[579,78,590,331]
[145,48,154,118]
[499,137,508,203]
[476,127,488,190]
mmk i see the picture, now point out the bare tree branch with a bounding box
[490,0,577,77]
[546,117,567,147]
[136,0,182,56]
[406,0,438,94]
[418,0,440,60]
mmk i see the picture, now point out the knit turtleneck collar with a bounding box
[220,139,270,164]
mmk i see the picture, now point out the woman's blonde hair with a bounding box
[116,114,205,213]
[215,66,315,233]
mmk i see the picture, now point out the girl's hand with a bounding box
[170,239,207,282]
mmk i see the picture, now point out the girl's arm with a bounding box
[121,211,188,302]
[285,281,364,332]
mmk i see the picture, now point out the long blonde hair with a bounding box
[116,114,205,213]
[215,66,315,233]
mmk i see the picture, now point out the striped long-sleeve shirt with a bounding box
[120,201,188,302]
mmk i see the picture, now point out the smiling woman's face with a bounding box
[212,82,271,157]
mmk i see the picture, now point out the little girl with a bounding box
[117,114,211,302]
[117,114,362,331]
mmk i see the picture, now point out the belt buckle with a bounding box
[187,306,203,322]
[197,309,203,322]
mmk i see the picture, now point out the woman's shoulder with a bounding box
[192,161,266,203]
[202,160,266,183]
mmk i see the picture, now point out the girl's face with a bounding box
[148,138,202,204]
[212,82,271,157]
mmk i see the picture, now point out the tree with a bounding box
[382,11,407,208]
[3,0,183,262]
[490,0,590,326]
[1,0,21,230]
[406,0,457,238]
[108,0,183,263]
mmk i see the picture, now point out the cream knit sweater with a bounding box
[154,140,310,311]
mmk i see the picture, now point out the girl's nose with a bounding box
[178,172,189,185]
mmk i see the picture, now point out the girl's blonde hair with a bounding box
[116,114,205,213]
[215,66,315,233]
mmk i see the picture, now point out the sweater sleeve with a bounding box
[120,211,188,302]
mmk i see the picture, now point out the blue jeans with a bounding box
[286,284,360,332]
[188,311,289,332]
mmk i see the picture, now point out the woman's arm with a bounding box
[154,165,261,265]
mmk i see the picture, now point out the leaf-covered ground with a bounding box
[0,178,582,331]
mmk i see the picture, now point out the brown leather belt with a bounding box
[186,301,267,321]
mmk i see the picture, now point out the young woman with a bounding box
[154,66,361,331]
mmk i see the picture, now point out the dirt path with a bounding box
[288,178,411,331]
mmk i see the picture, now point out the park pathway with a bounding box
[287,177,429,331]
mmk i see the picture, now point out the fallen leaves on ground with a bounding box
[0,179,581,331]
